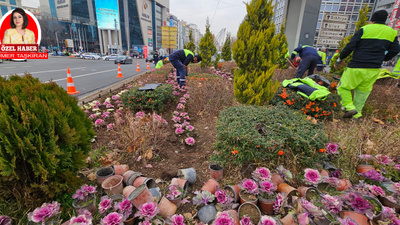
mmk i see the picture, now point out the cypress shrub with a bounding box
[0,75,95,207]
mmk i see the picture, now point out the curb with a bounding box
[77,71,149,106]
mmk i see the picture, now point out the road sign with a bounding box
[317,38,340,46]
[319,30,345,39]
[322,22,347,30]
[324,14,349,23]
[161,26,178,49]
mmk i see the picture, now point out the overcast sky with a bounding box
[170,0,250,37]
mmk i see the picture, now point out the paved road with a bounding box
[0,56,154,98]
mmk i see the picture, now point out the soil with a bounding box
[238,203,261,224]
[87,69,237,217]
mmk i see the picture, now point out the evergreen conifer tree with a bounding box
[330,4,370,74]
[232,0,280,105]
[221,33,232,61]
[199,19,217,68]
[276,23,289,69]
[184,29,196,53]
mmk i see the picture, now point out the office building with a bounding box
[0,0,21,16]
[272,0,288,34]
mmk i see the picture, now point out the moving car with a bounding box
[84,53,101,60]
[115,55,133,64]
[146,56,153,63]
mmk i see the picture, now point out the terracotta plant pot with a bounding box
[356,164,375,174]
[340,211,368,225]
[258,196,274,215]
[209,163,224,181]
[271,173,284,186]
[113,164,129,176]
[280,213,296,225]
[224,209,240,225]
[96,167,115,185]
[126,172,143,186]
[102,175,124,196]
[238,202,261,225]
[123,170,137,184]
[298,186,319,201]
[379,195,400,213]
[336,179,351,191]
[127,184,155,208]
[320,169,329,177]
[72,196,97,215]
[133,176,156,189]
[124,216,135,225]
[201,178,219,194]
[224,185,241,203]
[123,186,136,199]
[198,204,217,224]
[111,194,124,202]
[177,167,197,184]
[171,178,189,194]
[277,183,296,195]
[239,190,258,205]
[157,196,177,219]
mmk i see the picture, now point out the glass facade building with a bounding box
[314,0,376,48]
[272,0,288,34]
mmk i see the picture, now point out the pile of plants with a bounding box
[212,105,329,170]
[0,75,95,207]
[270,86,341,120]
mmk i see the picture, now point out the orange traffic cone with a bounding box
[146,61,150,69]
[136,61,141,72]
[116,63,124,78]
[66,68,79,95]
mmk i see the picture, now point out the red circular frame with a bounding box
[0,10,39,44]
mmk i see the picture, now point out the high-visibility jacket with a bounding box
[393,58,400,76]
[340,23,400,68]
[317,51,326,65]
[155,60,163,69]
[282,77,331,101]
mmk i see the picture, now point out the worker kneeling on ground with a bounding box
[335,10,400,119]
[290,45,320,78]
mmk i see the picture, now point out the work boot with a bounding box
[343,109,357,118]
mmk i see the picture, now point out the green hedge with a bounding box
[121,84,174,113]
[0,75,95,207]
[211,105,328,167]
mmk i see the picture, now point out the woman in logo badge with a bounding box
[2,8,35,44]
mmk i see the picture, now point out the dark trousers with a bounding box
[296,55,319,78]
[169,56,186,87]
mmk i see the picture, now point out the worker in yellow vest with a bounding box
[316,47,327,72]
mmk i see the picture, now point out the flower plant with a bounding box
[320,194,343,214]
[240,179,259,195]
[101,212,123,225]
[252,167,271,181]
[166,185,184,200]
[171,214,185,225]
[192,190,215,206]
[134,202,159,221]
[69,213,93,225]
[303,168,322,186]
[259,181,277,200]
[214,188,239,211]
[0,216,11,225]
[276,165,293,181]
[213,212,235,225]
[240,216,253,225]
[27,201,61,224]
[359,170,386,182]
[259,215,277,225]
[273,193,285,215]
[114,198,133,220]
[98,196,113,215]
[342,192,374,219]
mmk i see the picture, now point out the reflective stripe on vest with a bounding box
[183,49,194,57]
[360,24,397,41]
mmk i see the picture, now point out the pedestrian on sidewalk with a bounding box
[335,10,400,119]
[169,49,202,87]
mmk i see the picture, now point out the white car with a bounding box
[103,54,119,61]
[84,53,101,60]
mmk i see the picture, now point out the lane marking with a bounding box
[18,67,87,75]
[49,69,117,82]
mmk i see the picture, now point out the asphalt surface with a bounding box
[0,55,154,99]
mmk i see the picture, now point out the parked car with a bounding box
[103,54,119,61]
[11,59,27,62]
[115,55,133,64]
[146,56,153,63]
[130,51,143,59]
[0,59,3,63]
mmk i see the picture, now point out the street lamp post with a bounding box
[114,18,119,54]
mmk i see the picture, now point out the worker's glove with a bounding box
[334,58,345,69]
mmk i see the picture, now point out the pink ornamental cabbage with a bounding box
[0,216,11,225]
[240,179,259,195]
[297,213,309,225]
[175,127,185,135]
[134,202,159,221]
[273,194,284,215]
[77,209,93,220]
[304,168,322,185]
[182,121,190,127]
[114,199,133,219]
[321,194,343,214]
[252,167,271,181]
[171,214,185,225]
[135,111,145,118]
[172,116,181,123]
[393,182,400,194]
[89,114,97,119]
[360,170,385,182]
[395,164,400,170]
[214,212,235,225]
[173,111,180,116]
[186,125,195,131]
[369,185,385,197]
[101,212,123,225]
[260,215,277,225]
[183,94,190,98]
[259,181,277,196]
[106,104,114,108]
[180,112,188,117]
[177,103,185,109]
[27,201,61,223]
[94,119,104,127]
[240,216,253,225]
[185,137,195,146]
[172,91,180,96]
[325,142,340,154]
[69,215,92,225]
[215,189,228,204]
[174,124,183,128]
[107,123,115,130]
[375,154,393,165]
[98,196,113,214]
[112,95,119,100]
